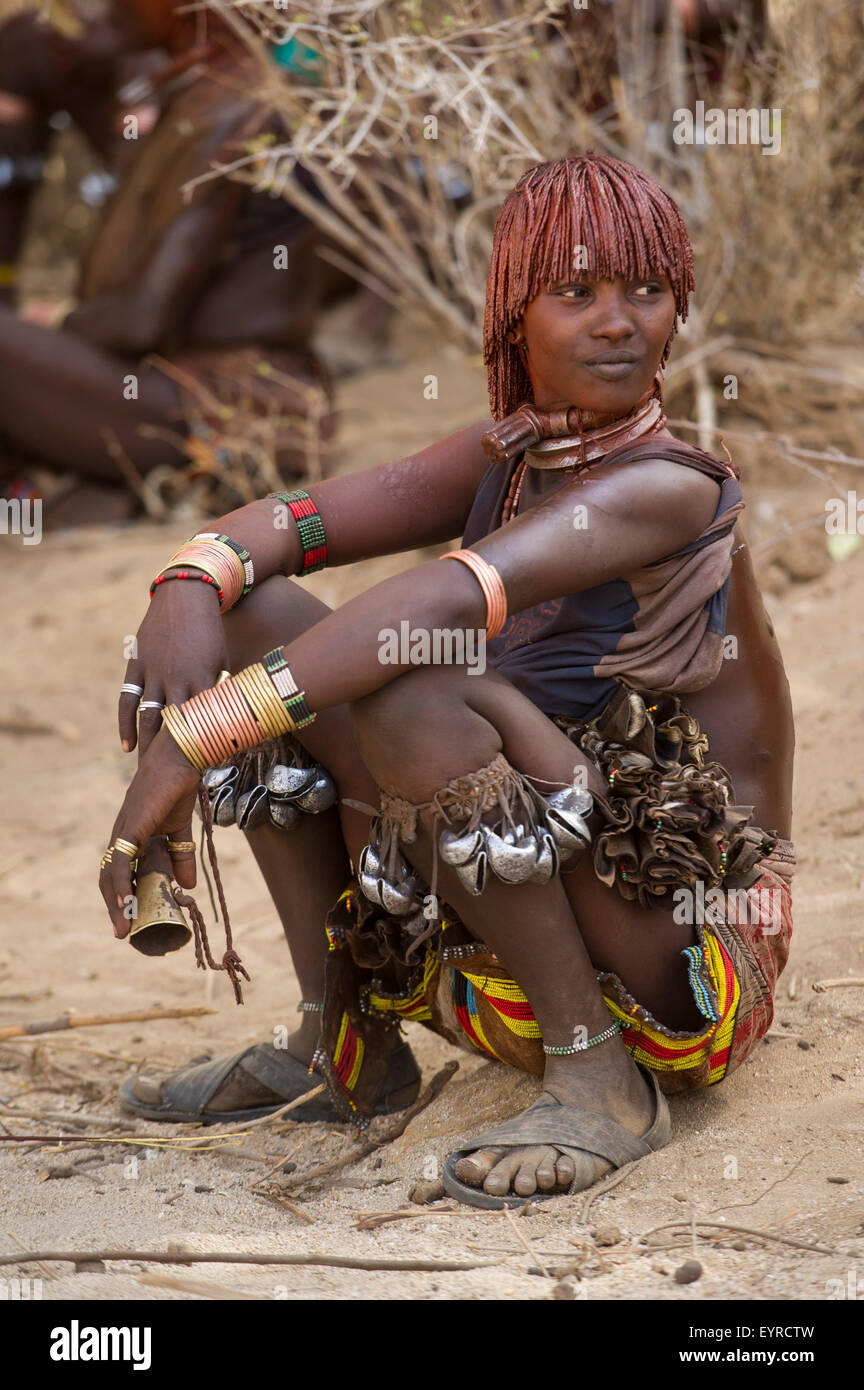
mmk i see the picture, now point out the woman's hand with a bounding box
[100,729,203,939]
[119,580,228,757]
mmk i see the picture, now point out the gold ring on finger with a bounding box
[113,838,140,860]
[166,840,196,854]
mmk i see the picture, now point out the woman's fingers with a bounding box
[136,689,168,757]
[101,846,136,939]
[167,820,198,890]
[118,662,145,751]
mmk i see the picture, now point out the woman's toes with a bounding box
[454,1146,505,1188]
[483,1152,524,1196]
[512,1146,554,1196]
[534,1148,559,1192]
[132,1074,165,1104]
[555,1154,576,1190]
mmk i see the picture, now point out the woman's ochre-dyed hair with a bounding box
[483,154,695,420]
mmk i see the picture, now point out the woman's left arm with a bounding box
[100,458,718,931]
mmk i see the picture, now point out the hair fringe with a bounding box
[483,154,695,420]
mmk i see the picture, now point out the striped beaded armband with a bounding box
[269,489,327,574]
[262,646,316,729]
[193,532,254,599]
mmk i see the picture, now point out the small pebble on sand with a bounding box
[674,1259,703,1284]
[592,1223,623,1247]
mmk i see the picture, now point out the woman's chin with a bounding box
[550,382,649,420]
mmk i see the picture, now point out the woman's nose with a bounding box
[588,288,635,340]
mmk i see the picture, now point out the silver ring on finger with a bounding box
[138,701,165,713]
[120,683,144,698]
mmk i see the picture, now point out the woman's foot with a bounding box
[127,1014,321,1114]
[121,1016,422,1124]
[452,1045,659,1198]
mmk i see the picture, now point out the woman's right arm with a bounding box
[120,417,493,751]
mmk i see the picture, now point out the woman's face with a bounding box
[515,273,677,416]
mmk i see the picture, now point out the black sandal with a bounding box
[118,1040,420,1125]
[442,1068,670,1209]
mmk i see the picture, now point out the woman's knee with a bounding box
[351,666,502,795]
[222,575,332,670]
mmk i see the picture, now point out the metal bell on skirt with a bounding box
[528,830,560,884]
[212,783,237,827]
[269,797,301,830]
[235,784,271,831]
[454,847,488,896]
[483,823,539,883]
[294,770,337,814]
[439,826,484,866]
[543,786,593,859]
[265,764,318,800]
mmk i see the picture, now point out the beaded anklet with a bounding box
[269,489,327,574]
[542,1018,622,1056]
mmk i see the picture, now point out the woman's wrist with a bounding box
[161,655,315,770]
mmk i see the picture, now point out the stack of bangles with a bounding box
[148,490,328,611]
[162,650,315,773]
[150,532,253,612]
[441,549,508,638]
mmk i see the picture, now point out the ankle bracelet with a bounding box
[543,1019,622,1055]
[297,1001,323,1013]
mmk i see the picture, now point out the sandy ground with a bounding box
[1,336,863,1304]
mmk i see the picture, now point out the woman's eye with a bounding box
[559,285,589,299]
[632,283,661,297]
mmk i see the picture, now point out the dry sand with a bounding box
[1,339,863,1303]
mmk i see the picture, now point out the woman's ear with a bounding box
[506,319,526,348]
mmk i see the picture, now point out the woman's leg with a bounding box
[129,575,383,1112]
[220,576,380,1068]
[351,664,700,1197]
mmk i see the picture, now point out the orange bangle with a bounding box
[441,550,508,639]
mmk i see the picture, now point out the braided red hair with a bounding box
[484,154,695,420]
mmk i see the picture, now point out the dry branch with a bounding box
[0,1006,216,1041]
[0,1247,494,1273]
[273,1059,459,1194]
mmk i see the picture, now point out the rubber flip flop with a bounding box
[118,1040,421,1126]
[442,1067,670,1209]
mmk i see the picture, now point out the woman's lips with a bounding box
[583,354,642,380]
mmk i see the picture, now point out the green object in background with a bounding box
[271,36,322,81]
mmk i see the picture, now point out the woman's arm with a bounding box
[282,455,720,711]
[211,417,495,580]
[102,455,719,927]
[120,419,493,749]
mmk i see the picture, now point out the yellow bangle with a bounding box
[235,664,295,740]
[162,705,209,772]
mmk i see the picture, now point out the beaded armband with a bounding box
[262,647,316,728]
[269,489,327,574]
